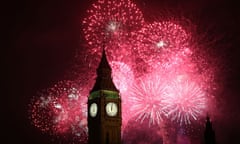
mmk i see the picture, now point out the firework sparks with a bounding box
[164,77,207,125]
[28,0,225,142]
[132,21,191,70]
[111,61,134,93]
[29,81,88,143]
[128,73,169,125]
[82,0,144,62]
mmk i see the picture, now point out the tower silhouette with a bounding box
[204,116,216,144]
[88,49,122,144]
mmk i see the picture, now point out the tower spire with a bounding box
[88,48,122,144]
[98,48,111,70]
[204,116,216,144]
[90,49,118,93]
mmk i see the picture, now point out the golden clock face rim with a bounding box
[105,102,118,117]
[90,103,98,117]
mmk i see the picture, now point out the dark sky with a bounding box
[5,0,240,143]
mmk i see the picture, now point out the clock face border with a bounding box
[105,102,118,117]
[90,103,98,117]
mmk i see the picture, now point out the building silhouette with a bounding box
[204,116,216,144]
[87,49,122,144]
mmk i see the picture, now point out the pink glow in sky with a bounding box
[29,0,223,143]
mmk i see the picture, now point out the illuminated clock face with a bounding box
[90,103,98,117]
[106,102,118,117]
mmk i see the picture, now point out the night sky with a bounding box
[5,0,240,143]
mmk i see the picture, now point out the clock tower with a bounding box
[88,49,122,144]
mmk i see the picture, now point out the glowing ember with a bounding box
[156,40,166,48]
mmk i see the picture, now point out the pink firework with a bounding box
[128,72,169,126]
[110,61,134,93]
[132,21,191,70]
[82,0,144,62]
[29,80,88,142]
[28,0,226,142]
[164,77,207,125]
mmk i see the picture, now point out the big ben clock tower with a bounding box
[88,49,122,144]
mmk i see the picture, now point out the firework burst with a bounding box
[132,21,191,70]
[128,73,169,126]
[111,61,134,93]
[29,81,88,143]
[82,0,144,62]
[164,77,207,125]
[28,0,227,142]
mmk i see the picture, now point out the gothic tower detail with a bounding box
[204,116,216,144]
[88,49,122,144]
